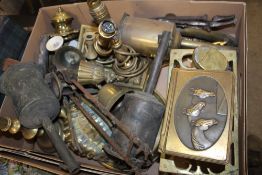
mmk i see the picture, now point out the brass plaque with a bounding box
[161,69,234,164]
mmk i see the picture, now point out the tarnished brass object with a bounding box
[192,88,216,99]
[78,24,98,51]
[169,49,238,84]
[98,84,132,111]
[21,127,38,140]
[61,99,111,158]
[77,60,105,85]
[193,46,228,70]
[191,118,218,150]
[0,117,20,134]
[0,117,38,140]
[87,0,111,25]
[119,14,180,57]
[94,19,116,57]
[180,38,235,50]
[159,69,234,164]
[81,32,98,60]
[184,101,206,122]
[51,7,78,40]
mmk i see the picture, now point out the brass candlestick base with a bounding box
[0,117,38,140]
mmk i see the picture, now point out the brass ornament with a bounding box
[192,88,216,99]
[119,14,180,57]
[193,46,228,70]
[61,99,111,158]
[0,117,38,140]
[87,0,111,25]
[82,32,98,60]
[51,7,78,40]
[159,69,234,164]
[78,24,98,51]
[94,19,116,57]
[77,60,105,85]
[169,49,238,83]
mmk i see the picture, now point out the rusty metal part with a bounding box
[69,80,152,171]
[51,7,78,40]
[98,84,132,111]
[119,14,179,57]
[87,0,111,25]
[94,19,116,57]
[193,46,228,71]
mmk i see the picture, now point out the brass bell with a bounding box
[77,60,105,85]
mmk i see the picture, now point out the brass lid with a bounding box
[52,7,73,23]
[193,46,228,71]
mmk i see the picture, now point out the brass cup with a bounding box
[98,84,132,111]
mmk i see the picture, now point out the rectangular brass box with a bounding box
[162,68,234,164]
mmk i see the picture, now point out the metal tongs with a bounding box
[154,14,237,31]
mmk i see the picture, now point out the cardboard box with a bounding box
[0,1,247,174]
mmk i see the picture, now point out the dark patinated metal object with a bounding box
[112,32,170,154]
[0,63,80,174]
[154,13,237,31]
[69,81,152,172]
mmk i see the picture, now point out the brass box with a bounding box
[160,69,234,164]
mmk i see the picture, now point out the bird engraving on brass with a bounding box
[174,76,228,150]
[192,88,216,99]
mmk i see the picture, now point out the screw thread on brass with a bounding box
[88,0,111,24]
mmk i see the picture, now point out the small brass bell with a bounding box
[77,60,105,85]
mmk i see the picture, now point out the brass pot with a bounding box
[98,84,132,111]
[119,14,180,57]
